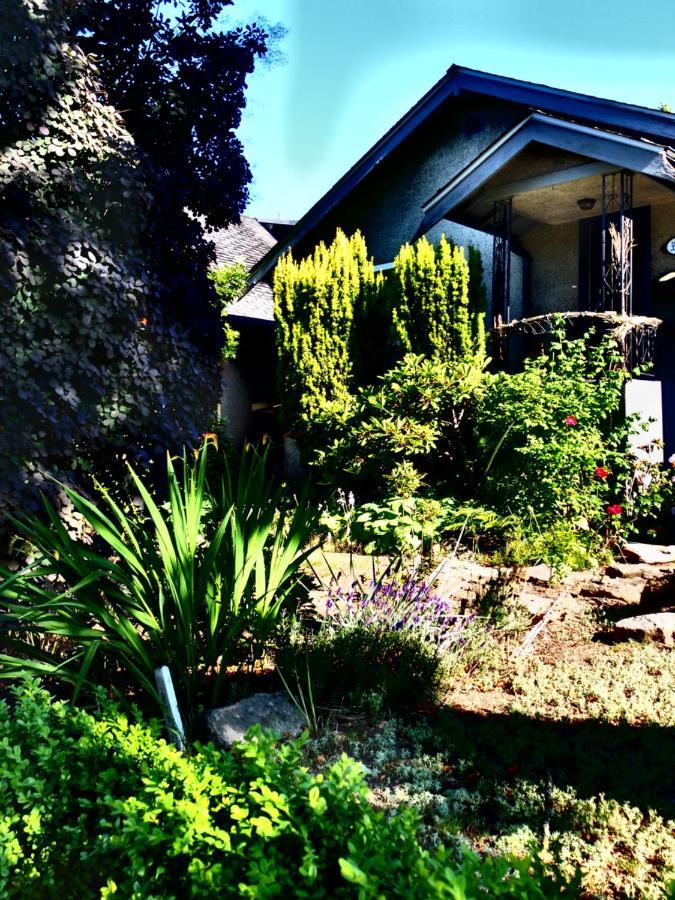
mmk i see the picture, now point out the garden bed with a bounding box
[301,554,675,898]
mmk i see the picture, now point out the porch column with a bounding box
[492,197,512,328]
[601,170,634,315]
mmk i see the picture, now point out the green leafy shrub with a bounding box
[209,262,250,359]
[314,353,485,501]
[475,325,672,566]
[350,496,449,556]
[0,446,315,725]
[274,229,385,433]
[280,625,444,713]
[392,234,485,364]
[0,685,569,898]
[279,573,505,711]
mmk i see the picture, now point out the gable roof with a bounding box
[420,112,675,234]
[250,65,675,285]
[205,215,277,322]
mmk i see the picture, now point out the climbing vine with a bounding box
[0,0,221,528]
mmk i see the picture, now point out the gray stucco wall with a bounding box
[293,95,527,266]
[521,221,579,315]
[423,219,524,326]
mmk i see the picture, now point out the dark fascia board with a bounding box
[419,114,675,233]
[454,68,675,145]
[250,65,675,285]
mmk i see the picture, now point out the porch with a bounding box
[421,112,675,326]
[422,113,675,458]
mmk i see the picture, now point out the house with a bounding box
[206,215,281,442]
[245,65,675,456]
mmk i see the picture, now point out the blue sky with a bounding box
[230,0,675,220]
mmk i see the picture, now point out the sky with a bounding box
[228,0,675,221]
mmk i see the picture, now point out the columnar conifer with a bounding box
[392,235,485,363]
[274,229,382,432]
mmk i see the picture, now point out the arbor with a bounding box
[69,0,271,229]
[0,0,221,524]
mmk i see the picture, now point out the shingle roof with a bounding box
[208,215,277,270]
[228,281,274,322]
[206,216,277,322]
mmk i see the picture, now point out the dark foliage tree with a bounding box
[0,0,224,527]
[69,0,270,229]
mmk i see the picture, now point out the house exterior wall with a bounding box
[521,221,579,316]
[291,95,527,266]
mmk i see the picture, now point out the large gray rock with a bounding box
[206,692,306,749]
[622,543,675,565]
[613,612,675,647]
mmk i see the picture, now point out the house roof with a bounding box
[228,281,274,322]
[420,112,675,235]
[206,215,277,321]
[208,215,277,270]
[250,65,675,285]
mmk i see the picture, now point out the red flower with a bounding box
[564,416,577,426]
[138,317,148,327]
[607,503,622,516]
[594,466,610,479]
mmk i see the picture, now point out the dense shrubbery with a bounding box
[475,327,670,563]
[280,573,507,711]
[0,685,572,898]
[274,230,385,432]
[276,228,672,569]
[313,353,484,502]
[315,318,670,568]
[392,235,485,364]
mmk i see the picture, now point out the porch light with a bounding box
[577,197,596,211]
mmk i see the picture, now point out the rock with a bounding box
[640,575,675,612]
[622,543,675,565]
[604,562,664,580]
[613,612,675,646]
[580,577,646,605]
[518,591,552,618]
[523,564,554,586]
[206,692,306,749]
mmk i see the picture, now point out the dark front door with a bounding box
[578,205,651,315]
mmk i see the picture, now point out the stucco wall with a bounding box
[521,221,579,315]
[422,219,524,325]
[292,95,526,265]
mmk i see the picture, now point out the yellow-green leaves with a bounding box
[274,229,383,431]
[393,234,484,364]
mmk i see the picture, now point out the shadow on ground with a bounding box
[433,706,675,820]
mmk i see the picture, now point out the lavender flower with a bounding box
[323,575,479,654]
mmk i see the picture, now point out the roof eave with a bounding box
[250,65,675,284]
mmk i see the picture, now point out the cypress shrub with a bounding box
[274,229,383,433]
[391,235,485,363]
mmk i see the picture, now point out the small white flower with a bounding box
[669,453,675,467]
[348,491,355,508]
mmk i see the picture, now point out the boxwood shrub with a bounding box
[0,685,574,898]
